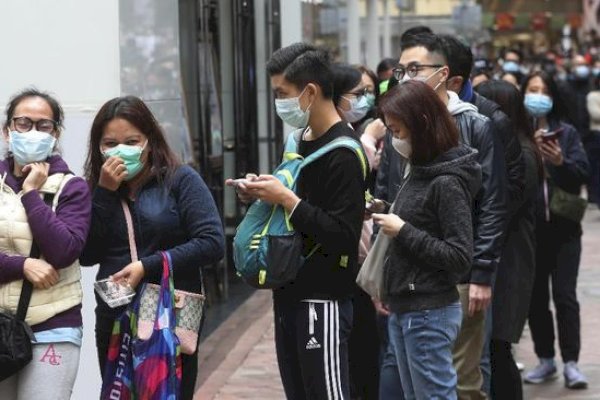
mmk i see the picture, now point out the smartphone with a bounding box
[232,178,250,186]
[365,199,391,214]
[541,128,563,142]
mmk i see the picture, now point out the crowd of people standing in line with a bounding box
[232,26,592,400]
[0,23,594,400]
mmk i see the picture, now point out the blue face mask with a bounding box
[9,130,56,165]
[274,88,312,128]
[503,61,520,73]
[340,95,372,123]
[102,141,147,181]
[524,93,553,117]
[365,93,376,109]
[574,65,590,79]
[593,67,600,77]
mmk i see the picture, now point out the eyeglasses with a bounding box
[11,117,57,134]
[393,64,443,81]
[348,87,375,98]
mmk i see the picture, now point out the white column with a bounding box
[280,0,302,46]
[382,0,392,58]
[366,0,380,70]
[347,0,361,64]
[219,0,237,219]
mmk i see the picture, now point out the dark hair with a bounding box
[476,80,544,181]
[3,88,64,132]
[400,33,448,65]
[504,48,523,62]
[84,96,180,188]
[331,63,362,106]
[476,80,531,140]
[376,58,397,76]
[521,71,566,121]
[439,35,473,84]
[379,80,459,165]
[356,65,379,95]
[266,42,334,99]
[400,26,433,45]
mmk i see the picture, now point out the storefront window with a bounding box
[301,0,349,61]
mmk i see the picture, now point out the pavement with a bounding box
[195,208,600,400]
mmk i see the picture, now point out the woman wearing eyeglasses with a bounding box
[0,89,91,399]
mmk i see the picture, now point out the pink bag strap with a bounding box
[121,199,139,263]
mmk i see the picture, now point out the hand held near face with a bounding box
[98,141,147,191]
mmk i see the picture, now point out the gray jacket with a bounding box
[384,145,482,314]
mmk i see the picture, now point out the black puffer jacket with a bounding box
[384,146,481,314]
[472,92,524,215]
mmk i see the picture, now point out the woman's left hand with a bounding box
[372,213,405,237]
[111,261,145,289]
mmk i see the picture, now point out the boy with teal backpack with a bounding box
[232,128,366,288]
[227,43,366,399]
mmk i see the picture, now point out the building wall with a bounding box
[0,1,121,397]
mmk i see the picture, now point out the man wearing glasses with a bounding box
[376,33,507,400]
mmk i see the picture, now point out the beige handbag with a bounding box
[121,200,205,355]
[356,173,411,300]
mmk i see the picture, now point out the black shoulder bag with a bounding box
[0,193,51,381]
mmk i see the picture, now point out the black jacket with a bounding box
[536,120,590,238]
[449,94,508,285]
[472,92,524,214]
[492,140,540,342]
[384,146,481,314]
[376,94,508,286]
[280,122,365,301]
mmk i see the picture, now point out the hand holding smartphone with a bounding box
[365,198,390,215]
[541,127,563,143]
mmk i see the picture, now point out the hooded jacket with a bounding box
[375,92,507,286]
[384,145,481,314]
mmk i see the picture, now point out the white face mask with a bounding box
[405,67,445,91]
[392,136,411,159]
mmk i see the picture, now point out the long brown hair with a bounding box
[379,80,459,165]
[84,96,180,188]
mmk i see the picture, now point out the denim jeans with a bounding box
[380,302,462,400]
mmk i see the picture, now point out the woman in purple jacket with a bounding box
[0,89,91,399]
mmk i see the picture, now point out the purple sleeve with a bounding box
[0,254,27,283]
[22,177,92,269]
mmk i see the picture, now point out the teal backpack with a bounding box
[233,129,367,289]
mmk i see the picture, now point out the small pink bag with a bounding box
[122,200,205,355]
